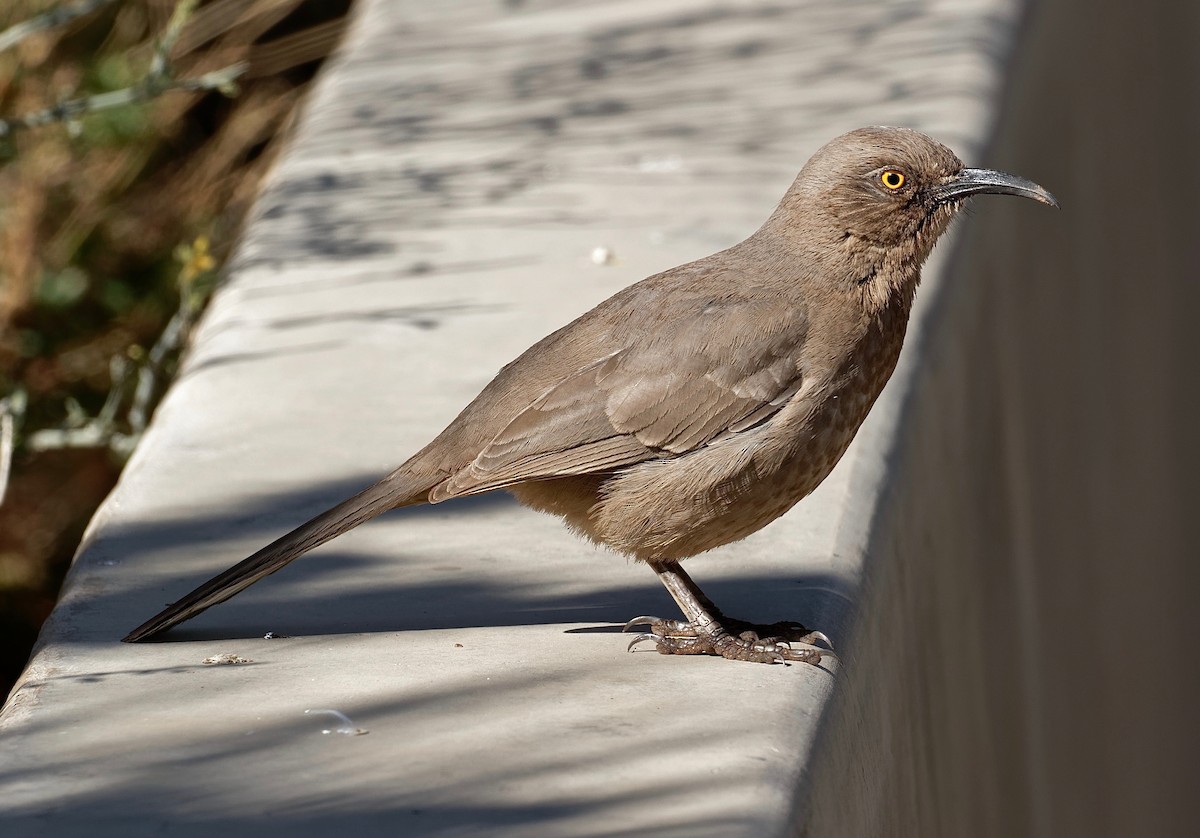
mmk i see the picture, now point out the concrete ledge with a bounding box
[1,1,1134,835]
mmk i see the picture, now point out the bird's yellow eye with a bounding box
[880,170,906,190]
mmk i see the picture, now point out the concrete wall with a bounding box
[802,2,1200,835]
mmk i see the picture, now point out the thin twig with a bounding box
[0,408,14,505]
[25,424,138,457]
[0,390,27,506]
[97,355,132,426]
[0,0,118,54]
[0,63,247,137]
[150,0,198,78]
[1,0,242,138]
[23,240,218,457]
[129,306,187,433]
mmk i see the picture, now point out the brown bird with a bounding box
[124,127,1056,664]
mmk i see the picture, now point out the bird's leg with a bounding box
[624,560,832,666]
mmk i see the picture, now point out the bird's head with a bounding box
[771,126,1056,288]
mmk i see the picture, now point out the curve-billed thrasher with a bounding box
[124,126,1056,664]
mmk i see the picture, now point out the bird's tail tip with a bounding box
[121,612,177,643]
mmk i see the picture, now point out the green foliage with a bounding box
[98,276,135,315]
[92,53,137,91]
[34,267,89,308]
[79,101,152,145]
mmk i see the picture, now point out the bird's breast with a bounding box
[790,303,910,478]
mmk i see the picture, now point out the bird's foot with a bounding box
[623,615,833,666]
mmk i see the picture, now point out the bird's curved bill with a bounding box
[932,168,1059,208]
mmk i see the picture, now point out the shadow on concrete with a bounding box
[72,474,847,649]
[235,255,543,298]
[261,301,491,333]
[0,663,784,836]
[181,298,504,378]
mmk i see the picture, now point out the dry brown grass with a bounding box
[0,0,352,697]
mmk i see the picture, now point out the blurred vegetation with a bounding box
[0,0,353,699]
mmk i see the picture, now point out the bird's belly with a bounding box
[546,388,875,562]
[606,358,896,560]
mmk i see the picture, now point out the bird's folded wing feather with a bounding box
[430,296,807,500]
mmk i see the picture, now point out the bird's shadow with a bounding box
[83,474,851,647]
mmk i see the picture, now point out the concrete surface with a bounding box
[0,0,1102,835]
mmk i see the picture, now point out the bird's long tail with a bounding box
[122,470,436,642]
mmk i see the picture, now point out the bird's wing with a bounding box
[430,295,807,500]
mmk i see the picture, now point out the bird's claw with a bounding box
[622,616,662,632]
[622,614,832,667]
[806,630,833,649]
[623,616,692,634]
[626,633,661,652]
